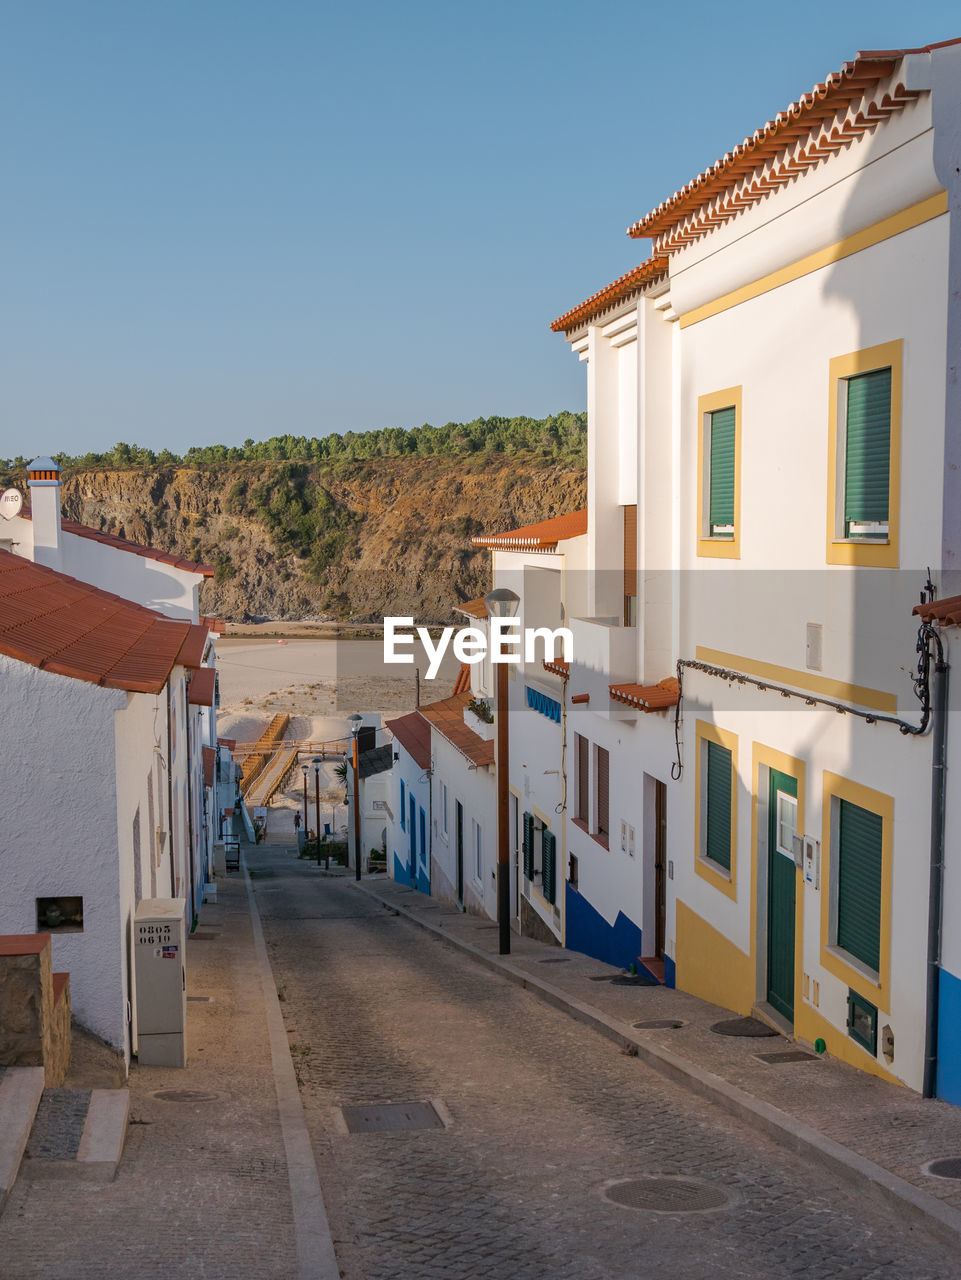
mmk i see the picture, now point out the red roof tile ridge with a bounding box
[472,508,588,550]
[551,255,669,333]
[626,52,924,243]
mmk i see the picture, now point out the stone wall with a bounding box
[0,934,71,1086]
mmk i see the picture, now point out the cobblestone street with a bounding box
[251,848,960,1280]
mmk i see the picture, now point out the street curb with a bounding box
[355,881,961,1249]
[244,854,341,1280]
[0,1067,44,1215]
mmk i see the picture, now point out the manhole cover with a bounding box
[190,931,221,941]
[538,957,572,964]
[153,1089,220,1103]
[610,974,658,986]
[604,1177,730,1213]
[924,1158,961,1180]
[341,1102,444,1133]
[710,1017,779,1038]
[756,1050,817,1064]
[634,1019,685,1030]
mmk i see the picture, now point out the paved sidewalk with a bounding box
[357,876,961,1240]
[0,851,332,1280]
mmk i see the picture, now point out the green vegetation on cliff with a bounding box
[3,412,586,472]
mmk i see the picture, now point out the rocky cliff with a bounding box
[50,456,586,621]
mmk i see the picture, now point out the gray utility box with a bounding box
[135,898,187,1067]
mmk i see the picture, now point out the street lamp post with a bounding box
[312,756,323,868]
[348,713,363,881]
[485,587,520,956]
[301,763,309,842]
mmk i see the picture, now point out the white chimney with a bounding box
[27,457,63,571]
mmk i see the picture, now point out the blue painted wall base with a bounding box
[565,884,643,970]
[937,966,961,1105]
[663,954,676,989]
[392,852,412,887]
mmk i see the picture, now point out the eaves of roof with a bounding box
[472,509,587,552]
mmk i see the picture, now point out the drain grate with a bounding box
[190,931,221,941]
[924,1158,961,1180]
[710,1017,779,1038]
[187,995,212,1002]
[154,1089,220,1103]
[341,1102,444,1133]
[755,1050,817,1064]
[538,957,572,964]
[604,1176,730,1213]
[634,1019,685,1030]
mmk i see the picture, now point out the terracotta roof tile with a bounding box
[386,711,432,771]
[452,662,472,695]
[914,595,961,627]
[543,658,569,679]
[177,624,210,671]
[551,256,670,333]
[417,692,495,768]
[609,677,680,712]
[472,509,587,552]
[202,746,216,788]
[0,549,189,695]
[627,50,931,247]
[455,597,488,620]
[201,615,226,633]
[188,667,217,707]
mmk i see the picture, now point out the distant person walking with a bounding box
[294,812,302,830]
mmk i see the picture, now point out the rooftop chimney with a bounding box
[27,457,63,571]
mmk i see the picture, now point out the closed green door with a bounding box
[767,769,798,1022]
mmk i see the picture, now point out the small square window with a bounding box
[37,896,83,933]
[847,989,878,1054]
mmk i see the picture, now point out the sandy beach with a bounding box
[214,635,458,838]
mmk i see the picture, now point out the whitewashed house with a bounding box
[0,551,212,1068]
[543,38,961,1096]
[386,711,432,892]
[470,513,589,944]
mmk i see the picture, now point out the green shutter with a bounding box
[837,799,882,972]
[709,407,736,535]
[844,368,891,534]
[542,830,556,905]
[523,811,534,880]
[705,741,732,871]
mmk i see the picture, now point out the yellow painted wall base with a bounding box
[675,899,754,1015]
[795,1002,903,1087]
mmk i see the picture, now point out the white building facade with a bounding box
[540,39,961,1096]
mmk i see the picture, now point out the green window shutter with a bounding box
[705,740,732,871]
[837,799,883,972]
[844,368,891,534]
[709,407,736,535]
[523,811,534,880]
[542,830,556,905]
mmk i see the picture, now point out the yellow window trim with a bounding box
[750,744,806,1016]
[679,191,947,329]
[696,386,742,560]
[826,339,902,569]
[819,771,893,1014]
[694,646,897,715]
[694,719,739,900]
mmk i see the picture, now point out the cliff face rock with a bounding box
[56,456,586,622]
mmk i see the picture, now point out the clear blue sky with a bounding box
[1,1,958,458]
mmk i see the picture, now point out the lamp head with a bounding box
[301,764,309,777]
[484,587,520,619]
[348,712,363,737]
